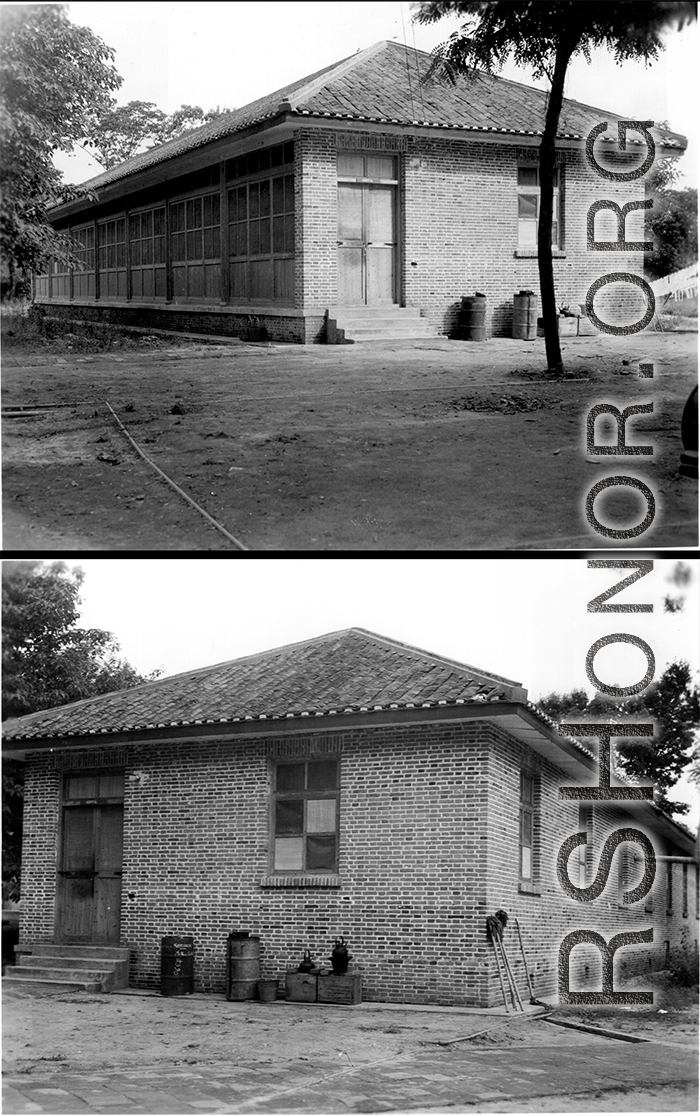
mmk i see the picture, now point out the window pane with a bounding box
[518,194,538,219]
[367,155,394,179]
[273,177,285,214]
[142,211,153,238]
[275,799,303,834]
[274,837,303,871]
[276,763,304,791]
[259,181,270,216]
[155,236,166,264]
[99,773,124,798]
[142,239,153,264]
[203,228,214,258]
[259,219,270,255]
[154,208,165,236]
[521,774,533,804]
[203,195,212,227]
[250,221,260,255]
[307,761,338,791]
[307,835,336,871]
[250,184,259,218]
[518,166,538,186]
[284,214,294,253]
[66,774,98,799]
[285,175,294,213]
[338,153,363,176]
[273,215,285,253]
[236,187,247,222]
[211,194,220,225]
[518,219,537,247]
[551,221,559,247]
[521,846,532,879]
[307,799,336,833]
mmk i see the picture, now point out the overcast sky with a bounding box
[57,1,699,187]
[50,557,700,827]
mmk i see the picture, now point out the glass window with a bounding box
[272,758,339,874]
[519,772,537,882]
[517,165,561,249]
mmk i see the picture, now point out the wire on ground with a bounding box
[105,401,250,551]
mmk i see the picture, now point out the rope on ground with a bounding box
[104,401,250,552]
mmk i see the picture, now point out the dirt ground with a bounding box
[2,330,697,552]
[3,975,697,1075]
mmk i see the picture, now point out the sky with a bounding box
[48,556,700,828]
[56,1,699,187]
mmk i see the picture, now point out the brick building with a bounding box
[3,628,697,1006]
[34,41,685,343]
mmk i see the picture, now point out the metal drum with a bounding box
[455,294,487,341]
[226,933,260,1001]
[512,291,537,340]
[160,935,194,996]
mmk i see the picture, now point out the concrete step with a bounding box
[11,964,118,989]
[26,943,129,961]
[20,954,123,971]
[327,306,422,319]
[340,328,435,341]
[334,317,434,332]
[3,976,103,994]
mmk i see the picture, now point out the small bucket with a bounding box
[258,978,278,1002]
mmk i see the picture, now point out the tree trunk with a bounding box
[538,41,576,374]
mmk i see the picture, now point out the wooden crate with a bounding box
[285,971,317,1003]
[317,972,362,1005]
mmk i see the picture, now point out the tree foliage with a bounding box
[538,661,700,819]
[86,100,235,170]
[2,560,160,900]
[644,160,698,279]
[413,1,697,374]
[0,3,122,289]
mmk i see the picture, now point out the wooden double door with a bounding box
[337,181,397,305]
[56,772,124,944]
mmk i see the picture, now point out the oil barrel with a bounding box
[160,935,194,996]
[512,291,537,340]
[226,933,260,1001]
[455,294,486,341]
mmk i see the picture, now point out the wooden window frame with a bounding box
[519,770,539,893]
[97,216,127,300]
[517,165,562,250]
[128,206,167,301]
[227,169,295,304]
[270,756,340,876]
[169,190,221,302]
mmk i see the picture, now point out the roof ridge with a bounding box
[348,628,521,687]
[287,41,390,108]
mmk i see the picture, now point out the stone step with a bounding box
[327,305,422,319]
[333,317,434,332]
[25,943,129,961]
[341,328,435,341]
[19,954,128,977]
[11,964,118,990]
[3,975,103,994]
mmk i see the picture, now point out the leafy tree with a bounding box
[0,3,121,292]
[413,1,696,374]
[2,561,160,900]
[645,171,698,280]
[538,660,700,819]
[87,100,235,170]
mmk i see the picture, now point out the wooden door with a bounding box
[56,773,123,944]
[337,183,396,305]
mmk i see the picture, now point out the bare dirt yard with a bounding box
[2,974,697,1113]
[1,328,697,551]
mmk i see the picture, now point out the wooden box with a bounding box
[285,971,317,1003]
[317,972,362,1005]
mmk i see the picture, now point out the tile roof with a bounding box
[79,40,685,192]
[1,628,526,742]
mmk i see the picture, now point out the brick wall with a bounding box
[294,130,338,320]
[19,754,60,942]
[402,137,651,338]
[19,718,696,1006]
[36,303,326,345]
[484,723,697,1006]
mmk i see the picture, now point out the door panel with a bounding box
[57,803,123,944]
[337,182,396,306]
